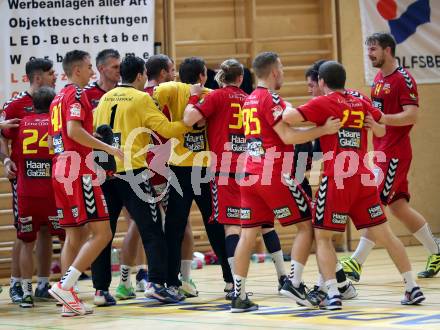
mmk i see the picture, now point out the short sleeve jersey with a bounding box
[371,67,418,157]
[16,113,54,197]
[243,87,293,175]
[84,81,107,109]
[1,92,34,163]
[297,91,382,177]
[195,85,248,173]
[49,84,94,173]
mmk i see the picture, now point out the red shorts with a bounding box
[210,174,242,226]
[17,196,65,242]
[312,175,387,232]
[376,157,411,205]
[239,173,312,228]
[52,173,109,227]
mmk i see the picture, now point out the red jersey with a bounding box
[297,91,382,177]
[49,84,94,174]
[371,67,418,158]
[242,87,293,175]
[195,85,248,173]
[84,81,107,109]
[15,113,54,197]
[1,92,34,163]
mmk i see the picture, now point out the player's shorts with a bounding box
[239,173,312,228]
[17,196,65,242]
[10,179,18,229]
[210,173,243,226]
[312,175,387,232]
[376,157,411,205]
[52,172,109,227]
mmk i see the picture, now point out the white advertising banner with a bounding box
[0,0,155,104]
[359,0,440,85]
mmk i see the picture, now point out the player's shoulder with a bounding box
[395,67,416,89]
[3,91,30,110]
[84,81,97,91]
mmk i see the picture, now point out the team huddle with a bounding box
[0,31,438,316]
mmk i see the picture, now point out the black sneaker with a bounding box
[280,280,313,307]
[401,286,425,305]
[34,283,55,301]
[224,282,234,300]
[168,286,186,302]
[9,282,23,304]
[94,290,117,307]
[145,283,179,304]
[278,275,288,292]
[20,294,34,308]
[307,285,327,306]
[319,294,342,310]
[231,294,258,313]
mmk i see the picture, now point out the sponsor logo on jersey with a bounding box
[25,159,51,178]
[226,207,240,219]
[247,138,264,157]
[338,128,361,149]
[112,132,121,149]
[331,212,348,224]
[240,208,251,220]
[57,209,64,219]
[273,206,292,219]
[229,133,246,153]
[184,132,206,152]
[24,106,33,112]
[372,98,384,111]
[69,103,82,118]
[49,216,61,230]
[368,204,384,219]
[271,105,284,120]
[71,206,79,218]
[409,93,417,101]
[19,216,33,233]
[383,83,391,94]
[52,134,64,154]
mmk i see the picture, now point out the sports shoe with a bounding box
[278,275,288,292]
[135,269,149,292]
[280,280,313,307]
[94,290,117,306]
[417,254,440,278]
[0,286,2,294]
[61,303,94,317]
[144,283,180,303]
[49,282,86,315]
[231,293,258,313]
[307,285,327,306]
[339,282,358,300]
[319,294,342,310]
[115,284,136,300]
[9,281,23,304]
[179,279,198,298]
[35,283,56,301]
[20,294,34,308]
[401,286,425,305]
[340,256,362,282]
[224,282,234,300]
[168,286,186,301]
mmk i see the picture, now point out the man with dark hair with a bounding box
[231,52,340,312]
[93,56,190,304]
[2,86,65,308]
[341,31,440,282]
[84,49,121,108]
[0,58,57,304]
[283,60,425,310]
[48,50,123,317]
[153,57,234,299]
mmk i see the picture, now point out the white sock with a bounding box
[325,279,339,297]
[352,237,375,265]
[10,277,21,287]
[271,250,287,278]
[136,264,148,272]
[60,266,81,291]
[120,265,132,288]
[37,277,49,290]
[402,271,417,292]
[227,257,235,277]
[413,223,439,254]
[317,273,325,290]
[289,260,304,287]
[180,260,192,282]
[234,275,246,299]
[22,279,33,296]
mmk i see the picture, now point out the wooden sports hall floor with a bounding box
[0,246,439,330]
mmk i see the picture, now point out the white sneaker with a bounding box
[136,279,149,292]
[73,283,80,294]
[339,282,358,300]
[61,303,94,317]
[49,282,86,316]
[179,279,198,298]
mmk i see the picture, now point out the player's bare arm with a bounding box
[183,103,203,127]
[380,104,418,126]
[364,114,385,137]
[0,118,20,129]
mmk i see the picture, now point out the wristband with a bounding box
[188,95,200,105]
